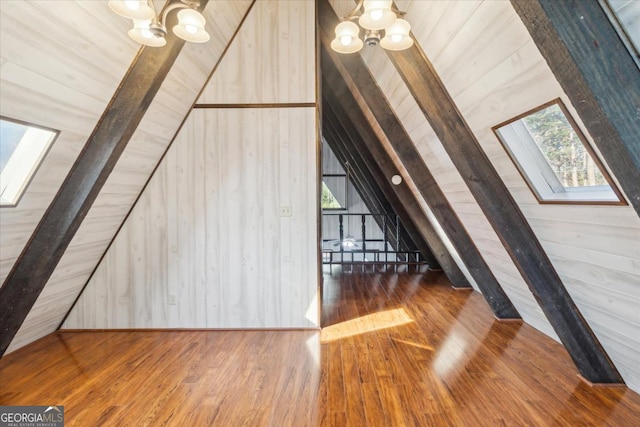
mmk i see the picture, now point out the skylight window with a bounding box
[493,100,624,204]
[1,117,58,207]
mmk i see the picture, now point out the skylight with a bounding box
[0,117,58,207]
[493,100,624,204]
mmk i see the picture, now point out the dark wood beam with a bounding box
[319,1,519,320]
[324,126,390,220]
[377,3,622,383]
[323,114,393,222]
[323,94,440,268]
[511,0,640,216]
[0,2,208,356]
[323,118,412,254]
[323,114,421,259]
[324,83,465,281]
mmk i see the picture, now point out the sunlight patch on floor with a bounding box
[320,308,414,343]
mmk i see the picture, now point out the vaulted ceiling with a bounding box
[0,0,638,394]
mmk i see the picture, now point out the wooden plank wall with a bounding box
[0,1,136,285]
[321,140,383,247]
[64,0,319,329]
[322,139,363,215]
[329,0,640,391]
[322,139,348,208]
[198,0,314,104]
[3,0,253,352]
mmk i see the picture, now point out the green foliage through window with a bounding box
[322,181,342,209]
[521,104,607,188]
[493,100,623,203]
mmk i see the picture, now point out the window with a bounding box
[322,175,347,210]
[492,100,624,204]
[1,117,58,207]
[322,181,341,209]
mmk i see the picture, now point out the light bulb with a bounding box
[109,0,155,20]
[380,18,413,51]
[359,0,395,30]
[173,9,210,43]
[331,21,363,53]
[124,0,140,11]
[128,19,166,47]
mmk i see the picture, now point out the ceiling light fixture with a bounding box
[330,0,413,54]
[108,0,210,47]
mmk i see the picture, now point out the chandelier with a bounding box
[331,0,413,54]
[108,0,210,47]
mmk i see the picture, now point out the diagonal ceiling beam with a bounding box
[318,0,519,320]
[324,92,439,268]
[323,123,387,220]
[324,79,467,283]
[0,1,208,357]
[323,128,388,220]
[377,2,622,383]
[511,0,640,216]
[323,117,417,258]
[323,110,398,231]
[322,109,438,265]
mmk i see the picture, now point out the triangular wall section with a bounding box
[63,0,319,330]
[199,0,315,104]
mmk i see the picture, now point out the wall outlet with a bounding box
[280,206,292,217]
[168,293,177,305]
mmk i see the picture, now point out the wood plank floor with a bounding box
[1,270,639,426]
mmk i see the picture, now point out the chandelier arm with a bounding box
[342,0,365,21]
[391,9,406,17]
[340,1,406,22]
[145,0,159,24]
[160,1,196,27]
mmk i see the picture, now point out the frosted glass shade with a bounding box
[331,21,363,54]
[380,19,413,51]
[173,9,210,43]
[128,20,166,47]
[359,0,396,30]
[108,0,154,20]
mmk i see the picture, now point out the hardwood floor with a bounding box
[1,270,639,425]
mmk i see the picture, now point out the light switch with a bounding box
[280,206,292,217]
